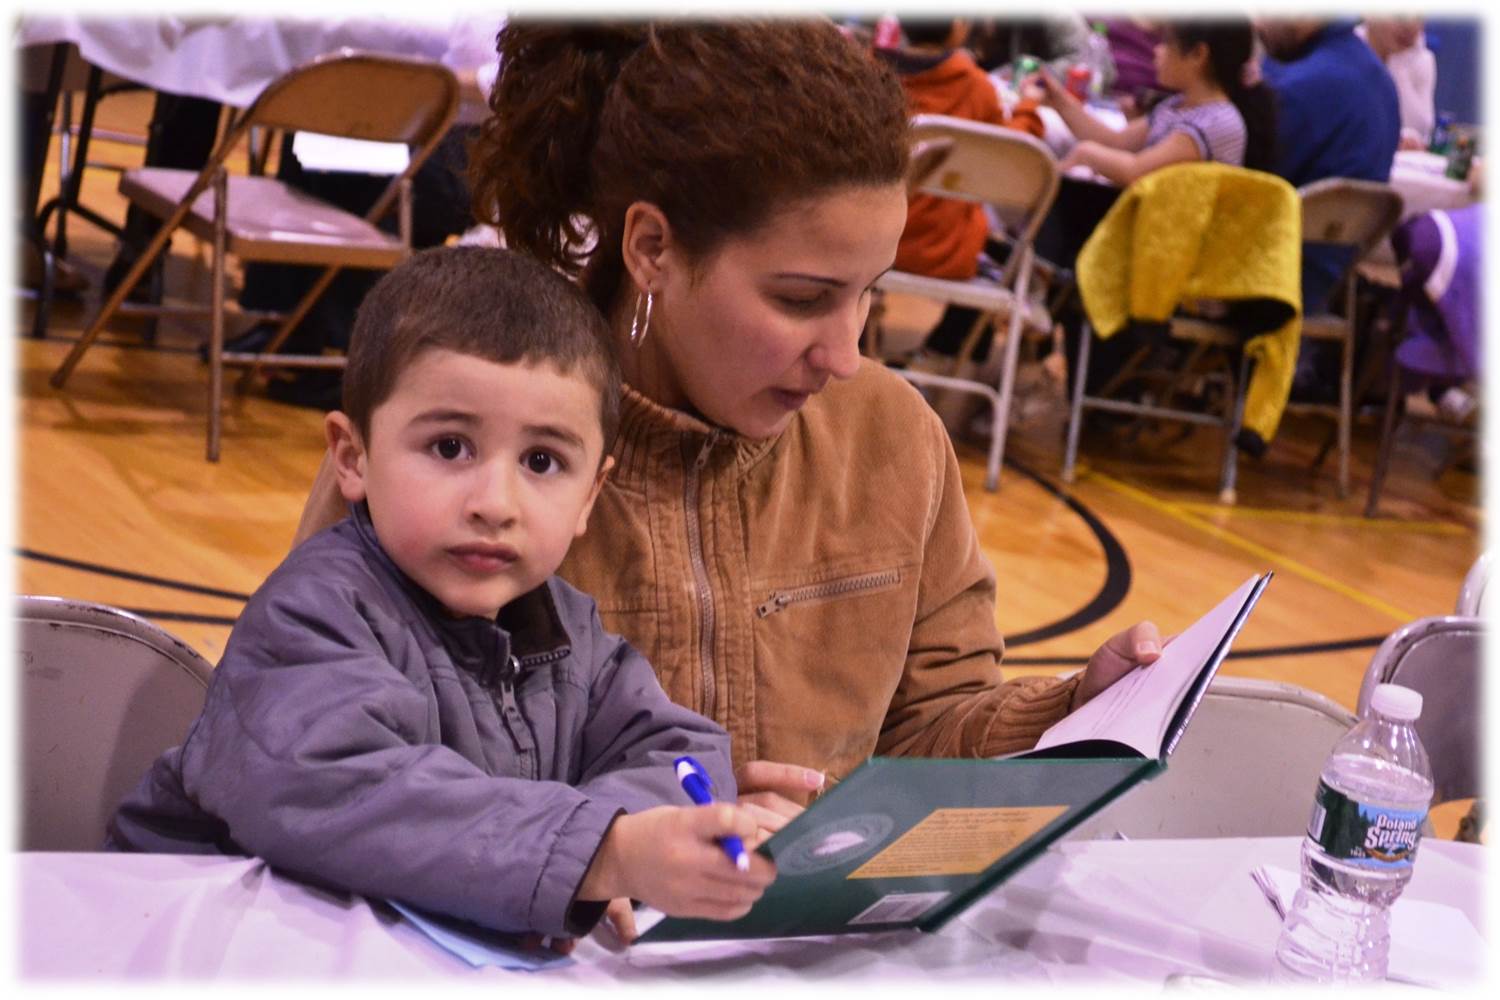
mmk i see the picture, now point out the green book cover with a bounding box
[637,755,1159,942]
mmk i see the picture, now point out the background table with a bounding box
[18,16,500,111]
[17,837,1485,984]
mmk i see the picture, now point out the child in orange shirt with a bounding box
[882,18,1045,281]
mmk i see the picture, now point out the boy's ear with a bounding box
[620,201,672,295]
[573,455,615,538]
[324,411,369,504]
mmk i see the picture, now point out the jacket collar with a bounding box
[610,383,781,487]
[346,501,570,660]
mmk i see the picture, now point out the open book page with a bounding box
[1030,575,1264,757]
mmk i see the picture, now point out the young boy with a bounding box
[107,246,773,941]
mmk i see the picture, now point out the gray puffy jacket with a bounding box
[107,504,736,937]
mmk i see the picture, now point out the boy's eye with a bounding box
[432,436,470,461]
[524,450,563,475]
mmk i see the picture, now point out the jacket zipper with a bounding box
[495,654,540,780]
[685,431,720,719]
[755,569,902,618]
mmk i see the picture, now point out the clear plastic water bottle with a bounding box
[1274,684,1434,982]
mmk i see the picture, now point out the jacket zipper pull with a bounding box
[495,654,538,779]
[755,593,792,618]
[693,430,719,470]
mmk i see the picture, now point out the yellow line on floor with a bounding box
[1172,503,1471,535]
[1081,469,1421,624]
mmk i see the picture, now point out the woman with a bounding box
[295,18,1161,852]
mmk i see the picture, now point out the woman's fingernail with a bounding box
[1137,642,1160,658]
[807,770,826,789]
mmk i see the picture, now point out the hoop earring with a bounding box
[629,290,654,348]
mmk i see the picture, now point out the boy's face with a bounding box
[326,348,611,619]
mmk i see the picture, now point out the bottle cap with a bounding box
[1371,683,1423,721]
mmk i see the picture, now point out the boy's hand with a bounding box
[579,805,775,921]
[590,898,638,952]
[735,759,824,844]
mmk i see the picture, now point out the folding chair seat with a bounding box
[1285,179,1404,498]
[18,596,213,851]
[1061,163,1303,503]
[865,114,1060,492]
[49,49,460,461]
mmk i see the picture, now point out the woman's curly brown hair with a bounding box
[470,20,910,311]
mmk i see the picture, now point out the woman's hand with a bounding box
[1071,621,1167,711]
[735,760,824,845]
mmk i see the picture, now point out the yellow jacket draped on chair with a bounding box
[1076,162,1303,443]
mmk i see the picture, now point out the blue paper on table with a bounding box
[387,900,575,970]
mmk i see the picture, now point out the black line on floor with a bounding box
[1005,635,1386,667]
[119,608,240,627]
[1002,457,1132,646]
[16,548,252,602]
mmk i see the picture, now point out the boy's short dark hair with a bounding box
[901,19,958,48]
[343,246,622,454]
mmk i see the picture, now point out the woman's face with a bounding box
[652,182,909,440]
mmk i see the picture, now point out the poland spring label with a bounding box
[1307,779,1426,869]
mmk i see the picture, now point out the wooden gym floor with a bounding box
[15,90,1484,833]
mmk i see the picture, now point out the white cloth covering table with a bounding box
[17,16,500,110]
[16,837,1486,985]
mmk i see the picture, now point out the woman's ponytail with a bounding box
[469,23,648,280]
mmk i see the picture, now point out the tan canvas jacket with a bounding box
[295,359,1079,790]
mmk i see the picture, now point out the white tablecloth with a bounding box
[16,16,500,111]
[1389,149,1477,220]
[16,837,1486,984]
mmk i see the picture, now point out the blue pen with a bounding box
[674,755,750,872]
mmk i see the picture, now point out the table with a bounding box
[17,16,500,112]
[17,838,1486,984]
[1389,149,1477,221]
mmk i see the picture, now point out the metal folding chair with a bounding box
[18,595,213,851]
[867,114,1061,491]
[22,42,148,340]
[1061,165,1301,504]
[1455,551,1491,617]
[48,49,460,461]
[1356,615,1482,806]
[1067,677,1356,839]
[1287,179,1405,498]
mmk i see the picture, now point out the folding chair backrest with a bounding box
[1068,677,1356,839]
[1356,615,1482,804]
[244,49,459,148]
[18,596,213,851]
[907,114,1060,243]
[1299,178,1404,259]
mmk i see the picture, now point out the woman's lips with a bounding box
[771,388,812,411]
[447,544,519,574]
